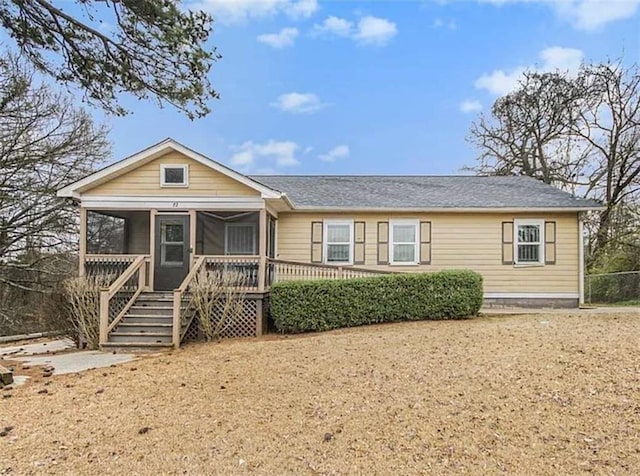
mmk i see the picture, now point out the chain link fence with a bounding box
[585,271,640,305]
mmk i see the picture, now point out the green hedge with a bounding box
[270,269,483,333]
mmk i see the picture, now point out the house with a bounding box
[57,138,602,350]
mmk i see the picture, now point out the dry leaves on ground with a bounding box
[1,310,640,475]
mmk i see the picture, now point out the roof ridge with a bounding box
[248,174,522,178]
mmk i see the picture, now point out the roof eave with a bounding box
[286,206,606,213]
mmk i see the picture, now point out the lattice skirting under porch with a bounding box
[183,293,268,341]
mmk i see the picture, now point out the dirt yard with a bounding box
[2,310,640,475]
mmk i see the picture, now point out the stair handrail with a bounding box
[99,255,149,346]
[173,255,206,348]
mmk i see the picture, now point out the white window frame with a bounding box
[160,164,189,187]
[160,219,186,267]
[389,219,420,266]
[224,222,257,256]
[514,219,545,266]
[323,219,354,265]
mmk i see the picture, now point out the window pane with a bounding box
[227,225,255,254]
[518,244,539,262]
[518,225,540,243]
[327,244,350,262]
[162,244,184,265]
[393,224,416,243]
[327,224,350,243]
[164,167,185,184]
[393,244,415,262]
[163,223,183,243]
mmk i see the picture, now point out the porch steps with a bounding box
[104,292,190,352]
[101,342,174,352]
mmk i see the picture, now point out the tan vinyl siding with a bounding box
[83,152,260,197]
[276,212,579,294]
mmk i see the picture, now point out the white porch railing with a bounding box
[85,254,139,285]
[265,258,391,285]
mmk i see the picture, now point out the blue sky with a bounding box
[80,1,640,174]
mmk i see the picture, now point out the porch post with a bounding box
[79,207,87,276]
[258,208,267,292]
[189,209,197,268]
[149,209,157,291]
[99,289,109,346]
[578,213,585,306]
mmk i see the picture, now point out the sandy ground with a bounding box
[1,310,640,475]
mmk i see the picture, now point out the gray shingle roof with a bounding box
[249,175,602,210]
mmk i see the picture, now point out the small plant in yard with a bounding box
[62,275,112,349]
[190,269,248,341]
[270,269,483,333]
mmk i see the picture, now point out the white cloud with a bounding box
[319,145,350,162]
[193,0,317,24]
[460,99,482,113]
[193,0,283,23]
[432,18,458,30]
[271,92,327,114]
[475,46,584,96]
[230,140,300,170]
[257,27,299,48]
[475,68,526,96]
[353,16,398,46]
[312,15,397,46]
[540,46,584,72]
[285,0,318,19]
[313,16,353,37]
[478,0,640,30]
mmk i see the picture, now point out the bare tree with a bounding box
[0,54,109,329]
[468,62,640,265]
[468,71,589,187]
[0,0,219,118]
[570,63,640,253]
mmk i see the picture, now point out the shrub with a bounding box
[62,275,112,349]
[190,269,248,341]
[270,269,483,333]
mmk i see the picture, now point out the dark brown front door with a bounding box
[154,215,190,291]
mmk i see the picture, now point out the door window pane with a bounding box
[160,219,185,266]
[162,244,184,265]
[163,223,184,243]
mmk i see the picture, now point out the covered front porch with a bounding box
[80,208,277,293]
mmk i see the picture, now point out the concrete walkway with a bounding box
[14,351,135,376]
[1,338,137,387]
[0,338,75,358]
